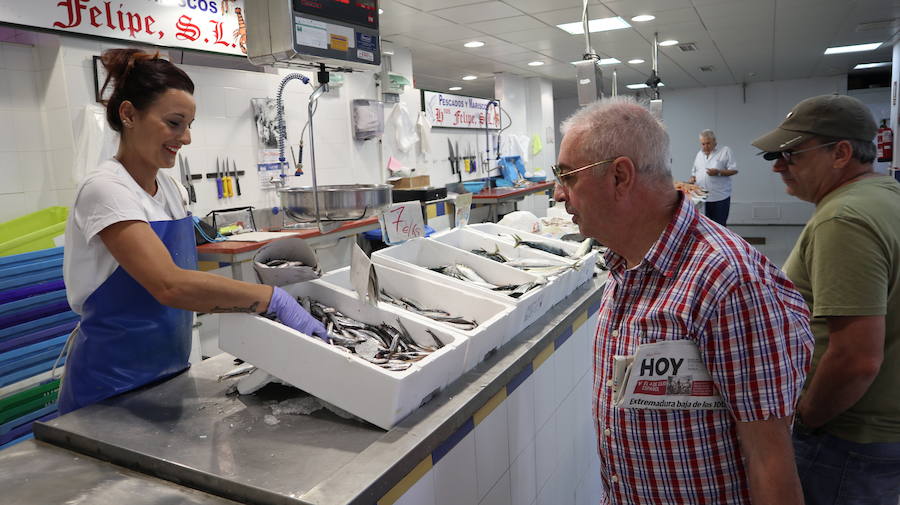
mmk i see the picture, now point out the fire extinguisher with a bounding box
[877,119,893,163]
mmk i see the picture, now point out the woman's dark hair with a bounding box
[100,48,195,133]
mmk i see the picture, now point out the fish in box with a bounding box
[316,264,514,371]
[219,281,466,430]
[371,238,551,336]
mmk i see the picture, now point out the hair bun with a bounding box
[99,49,160,103]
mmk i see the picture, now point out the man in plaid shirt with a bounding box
[552,97,814,504]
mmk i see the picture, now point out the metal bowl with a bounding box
[279,184,392,223]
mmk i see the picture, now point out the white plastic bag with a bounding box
[497,210,540,234]
[390,102,418,153]
[72,104,119,182]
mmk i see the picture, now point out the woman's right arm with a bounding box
[99,219,275,313]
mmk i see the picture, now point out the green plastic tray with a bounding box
[0,207,68,257]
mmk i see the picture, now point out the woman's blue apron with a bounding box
[58,216,197,414]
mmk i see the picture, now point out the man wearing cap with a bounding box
[688,129,738,226]
[753,94,900,504]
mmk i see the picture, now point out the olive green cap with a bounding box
[752,94,877,156]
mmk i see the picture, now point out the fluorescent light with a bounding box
[528,61,545,66]
[449,86,462,91]
[659,39,679,47]
[382,50,395,55]
[378,8,383,14]
[557,16,630,35]
[824,42,882,54]
[853,62,891,69]
[464,41,485,48]
[631,14,655,22]
[462,75,478,81]
[628,58,645,64]
[626,82,665,89]
[570,58,620,65]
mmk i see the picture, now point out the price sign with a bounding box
[379,202,425,244]
[454,192,473,227]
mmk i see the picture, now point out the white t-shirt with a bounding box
[63,159,188,315]
[691,145,737,202]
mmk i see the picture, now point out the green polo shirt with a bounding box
[784,176,900,444]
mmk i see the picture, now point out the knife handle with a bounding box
[235,177,242,196]
[216,178,223,199]
[188,185,197,203]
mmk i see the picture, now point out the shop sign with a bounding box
[422,90,500,130]
[0,0,247,56]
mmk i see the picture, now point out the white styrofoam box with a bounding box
[317,264,514,370]
[371,238,550,336]
[467,223,598,295]
[430,227,571,306]
[219,283,466,430]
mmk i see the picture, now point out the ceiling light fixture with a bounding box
[659,39,679,47]
[464,41,485,48]
[462,75,478,80]
[557,16,630,35]
[853,62,891,69]
[528,61,545,66]
[626,82,665,89]
[628,58,645,64]
[631,14,655,22]
[824,42,882,54]
[569,58,620,65]
[378,8,383,14]
[449,86,462,91]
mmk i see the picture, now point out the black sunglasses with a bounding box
[762,141,838,163]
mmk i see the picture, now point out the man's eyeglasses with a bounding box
[551,158,618,186]
[763,141,839,164]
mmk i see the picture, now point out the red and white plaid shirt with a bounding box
[593,194,813,504]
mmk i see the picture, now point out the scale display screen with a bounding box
[290,0,380,68]
[293,0,378,29]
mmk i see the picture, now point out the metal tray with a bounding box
[279,184,392,223]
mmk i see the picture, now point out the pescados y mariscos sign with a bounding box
[422,90,501,130]
[0,0,247,56]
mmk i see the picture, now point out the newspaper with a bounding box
[613,340,726,410]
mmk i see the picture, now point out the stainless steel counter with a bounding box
[0,439,239,505]
[33,276,605,505]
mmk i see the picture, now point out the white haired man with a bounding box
[753,94,900,505]
[688,129,738,226]
[553,96,813,504]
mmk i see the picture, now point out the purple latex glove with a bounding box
[267,287,329,342]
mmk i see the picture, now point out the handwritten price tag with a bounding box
[454,192,473,227]
[379,202,425,244]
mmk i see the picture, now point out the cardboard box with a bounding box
[389,175,431,189]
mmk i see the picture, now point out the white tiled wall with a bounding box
[394,312,603,505]
[0,28,554,227]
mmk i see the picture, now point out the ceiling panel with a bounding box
[468,15,551,34]
[530,6,618,26]
[403,24,483,43]
[394,0,489,12]
[431,2,523,24]
[503,0,605,15]
[497,27,574,44]
[379,0,897,98]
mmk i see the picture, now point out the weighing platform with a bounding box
[11,275,604,505]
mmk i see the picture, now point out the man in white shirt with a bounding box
[689,129,738,226]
